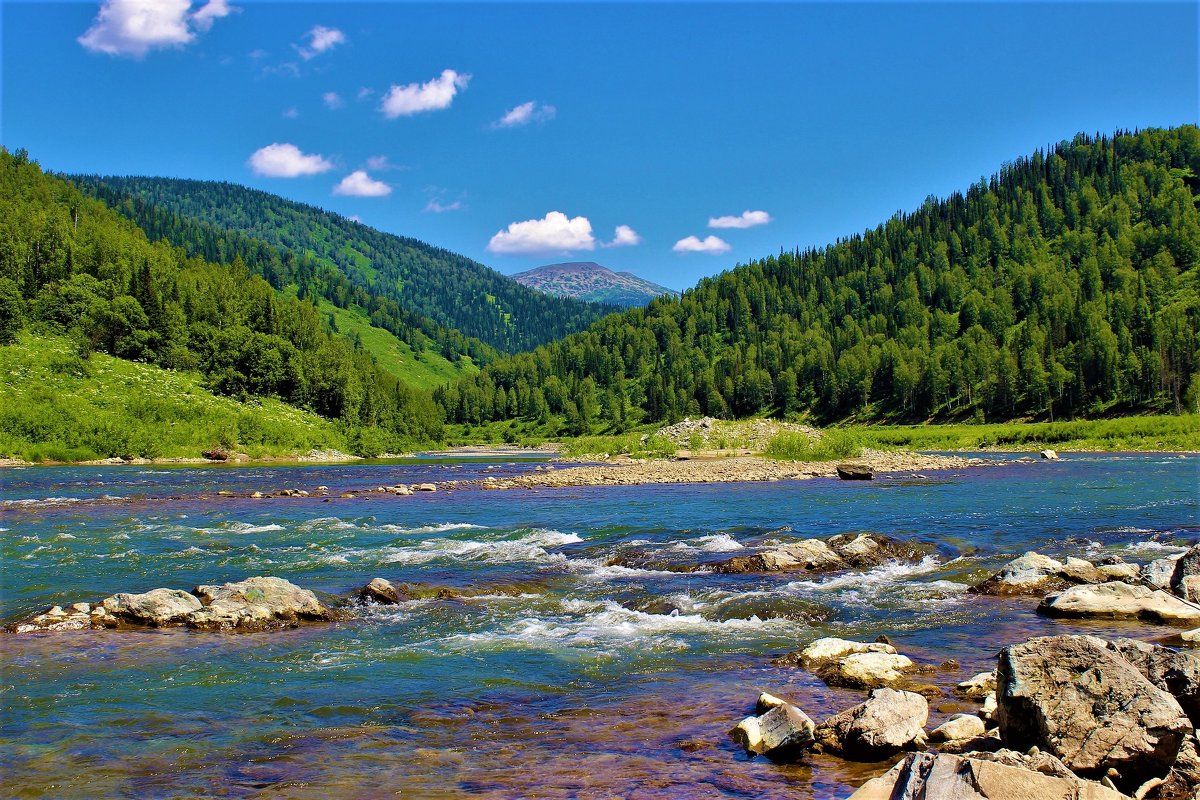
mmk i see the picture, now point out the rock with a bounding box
[1179,576,1200,603]
[414,483,437,492]
[188,577,335,631]
[390,486,413,496]
[970,551,1104,595]
[1170,546,1200,594]
[819,651,916,690]
[202,447,229,461]
[955,671,997,700]
[358,577,407,605]
[1146,554,1185,589]
[847,751,1129,800]
[930,713,987,742]
[791,637,898,669]
[814,688,928,761]
[755,692,788,714]
[729,701,816,760]
[251,491,264,499]
[1099,562,1143,582]
[1153,734,1200,800]
[937,727,1003,755]
[997,635,1192,788]
[979,692,998,723]
[1038,582,1200,625]
[1180,629,1200,646]
[1041,449,1059,460]
[101,588,203,626]
[713,534,925,575]
[1107,638,1200,726]
[836,463,873,480]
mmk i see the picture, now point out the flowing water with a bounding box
[1,453,1197,798]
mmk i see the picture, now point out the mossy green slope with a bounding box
[0,334,346,462]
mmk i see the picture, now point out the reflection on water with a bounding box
[1,453,1197,798]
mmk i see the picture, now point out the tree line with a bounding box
[436,127,1200,432]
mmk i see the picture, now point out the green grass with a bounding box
[0,333,349,462]
[845,416,1200,452]
[557,433,678,460]
[316,298,477,390]
[764,429,864,461]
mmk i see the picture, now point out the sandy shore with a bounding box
[466,450,993,491]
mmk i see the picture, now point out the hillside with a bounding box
[435,127,1200,433]
[70,176,618,354]
[0,148,444,456]
[510,261,678,307]
[0,334,348,462]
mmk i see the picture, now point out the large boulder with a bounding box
[1107,638,1200,726]
[101,588,203,626]
[1170,545,1200,594]
[848,751,1128,800]
[1146,554,1186,589]
[997,635,1191,789]
[814,688,928,761]
[1038,582,1200,625]
[187,577,335,631]
[970,551,1105,596]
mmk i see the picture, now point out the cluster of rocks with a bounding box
[733,633,1200,800]
[9,577,343,633]
[970,546,1200,629]
[653,416,821,452]
[713,533,927,576]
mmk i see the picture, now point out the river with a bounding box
[2,452,1197,798]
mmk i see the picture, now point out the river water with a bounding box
[1,453,1197,798]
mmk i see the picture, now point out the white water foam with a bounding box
[671,533,745,553]
[377,522,487,535]
[309,528,581,568]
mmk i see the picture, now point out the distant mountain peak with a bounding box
[510,261,678,307]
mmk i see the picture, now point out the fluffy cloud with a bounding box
[247,143,333,177]
[487,211,595,255]
[492,101,556,128]
[322,91,343,109]
[78,0,235,57]
[708,209,773,229]
[380,69,470,118]
[332,170,392,197]
[602,225,641,248]
[297,25,345,60]
[673,235,731,254]
[282,106,299,119]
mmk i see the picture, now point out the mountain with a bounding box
[0,148,444,456]
[69,177,619,355]
[435,127,1200,432]
[510,262,678,307]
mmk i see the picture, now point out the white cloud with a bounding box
[332,170,392,197]
[602,225,641,248]
[673,235,731,254]
[487,211,595,255]
[356,87,375,102]
[282,106,299,119]
[425,198,463,213]
[366,155,391,170]
[78,0,236,57]
[708,209,773,229]
[247,143,333,178]
[380,69,470,118]
[492,101,556,128]
[297,25,345,60]
[323,91,343,109]
[191,0,234,32]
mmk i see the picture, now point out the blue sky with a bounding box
[2,2,1197,291]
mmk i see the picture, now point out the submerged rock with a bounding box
[1038,582,1200,625]
[358,577,408,605]
[997,635,1191,789]
[848,751,1128,800]
[814,688,928,761]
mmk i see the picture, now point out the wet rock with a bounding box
[1170,546,1200,595]
[836,463,873,480]
[929,713,987,743]
[1146,554,1185,590]
[729,700,816,760]
[848,751,1129,800]
[1041,449,1059,460]
[819,651,916,690]
[414,483,437,492]
[970,551,1103,596]
[814,688,928,761]
[1038,582,1200,625]
[102,588,203,626]
[358,577,408,605]
[955,670,997,700]
[788,637,897,668]
[188,577,336,631]
[997,635,1191,789]
[10,605,98,632]
[712,533,924,575]
[1107,639,1200,726]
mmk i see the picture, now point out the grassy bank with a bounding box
[0,334,350,462]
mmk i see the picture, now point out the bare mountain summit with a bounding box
[509,262,679,308]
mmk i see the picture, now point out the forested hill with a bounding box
[0,149,444,451]
[436,127,1200,431]
[69,176,617,354]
